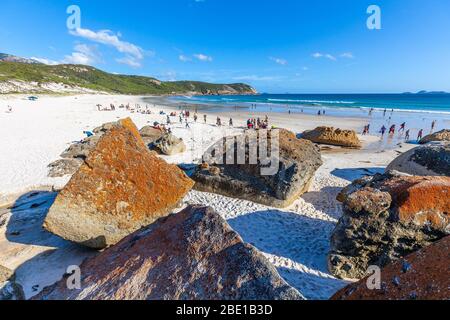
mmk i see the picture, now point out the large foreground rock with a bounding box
[44,118,194,249]
[419,129,450,144]
[329,172,449,280]
[301,127,362,149]
[331,236,450,300]
[192,129,322,208]
[35,206,304,300]
[387,142,450,176]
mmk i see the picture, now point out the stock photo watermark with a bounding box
[366,265,381,290]
[367,5,382,30]
[66,265,81,290]
[201,129,281,176]
[66,5,81,30]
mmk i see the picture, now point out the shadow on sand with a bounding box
[228,210,347,299]
[331,167,385,182]
[5,191,95,299]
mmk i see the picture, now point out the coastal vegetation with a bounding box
[0,56,256,95]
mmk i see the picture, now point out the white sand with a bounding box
[0,94,415,300]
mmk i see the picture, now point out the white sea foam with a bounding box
[267,98,356,104]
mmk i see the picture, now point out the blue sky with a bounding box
[1,0,450,93]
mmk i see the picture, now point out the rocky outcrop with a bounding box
[329,171,450,280]
[48,123,186,177]
[301,127,362,149]
[47,158,84,178]
[48,122,116,177]
[139,126,165,146]
[192,129,323,208]
[35,206,304,300]
[386,142,450,176]
[0,266,25,300]
[331,236,450,300]
[419,129,450,144]
[154,133,187,156]
[43,118,194,249]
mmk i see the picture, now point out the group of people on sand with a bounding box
[96,104,115,111]
[215,116,233,127]
[95,102,152,115]
[246,116,270,130]
[376,119,437,142]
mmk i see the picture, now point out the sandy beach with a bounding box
[0,94,416,299]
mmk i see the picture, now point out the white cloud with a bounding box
[193,53,213,62]
[340,52,355,59]
[30,57,59,65]
[69,27,148,67]
[312,52,336,61]
[63,44,100,65]
[179,54,192,62]
[270,57,288,65]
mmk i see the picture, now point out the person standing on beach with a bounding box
[166,115,171,125]
[400,122,406,132]
[380,125,387,137]
[318,110,321,116]
[405,129,410,141]
[194,114,198,123]
[383,109,387,117]
[417,129,424,141]
[389,125,396,135]
[229,118,233,127]
[431,120,436,132]
[185,119,190,129]
[204,115,207,124]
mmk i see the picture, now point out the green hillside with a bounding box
[0,61,256,95]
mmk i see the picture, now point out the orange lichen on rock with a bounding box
[380,176,450,229]
[43,118,194,249]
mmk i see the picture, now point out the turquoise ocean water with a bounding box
[170,93,450,137]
